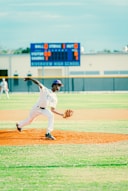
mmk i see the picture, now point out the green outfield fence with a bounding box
[0,76,128,92]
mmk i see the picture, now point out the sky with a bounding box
[0,0,128,52]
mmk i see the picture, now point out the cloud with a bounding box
[54,24,72,29]
[99,0,128,6]
[0,12,9,18]
[10,1,82,7]
[0,10,62,24]
[14,11,61,19]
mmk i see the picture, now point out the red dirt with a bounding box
[0,109,128,146]
[0,129,128,146]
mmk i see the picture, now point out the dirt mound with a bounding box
[0,129,128,146]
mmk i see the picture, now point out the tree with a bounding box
[21,47,30,53]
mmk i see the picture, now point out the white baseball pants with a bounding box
[0,88,9,99]
[18,106,54,133]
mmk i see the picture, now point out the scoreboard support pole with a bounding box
[67,67,70,92]
[64,66,70,92]
[42,67,44,84]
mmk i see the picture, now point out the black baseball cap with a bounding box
[52,80,63,87]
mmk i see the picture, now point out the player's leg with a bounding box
[16,106,40,131]
[40,108,55,140]
[40,108,54,133]
[5,90,9,99]
[0,88,4,98]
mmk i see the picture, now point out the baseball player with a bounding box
[16,77,64,140]
[0,78,9,99]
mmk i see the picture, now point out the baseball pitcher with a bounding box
[16,77,73,140]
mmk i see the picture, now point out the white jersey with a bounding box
[35,86,57,108]
[0,81,8,90]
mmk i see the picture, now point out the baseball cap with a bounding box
[52,80,63,87]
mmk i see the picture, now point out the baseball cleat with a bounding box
[45,133,56,140]
[16,123,22,132]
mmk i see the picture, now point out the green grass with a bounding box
[0,93,128,190]
[0,120,128,134]
[0,143,128,191]
[0,92,128,110]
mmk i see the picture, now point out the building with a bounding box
[0,53,128,92]
[0,53,128,77]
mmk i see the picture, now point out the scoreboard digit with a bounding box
[30,43,80,66]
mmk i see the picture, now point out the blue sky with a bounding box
[0,0,128,52]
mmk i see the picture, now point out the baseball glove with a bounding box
[63,109,73,118]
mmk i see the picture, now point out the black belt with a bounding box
[40,107,45,109]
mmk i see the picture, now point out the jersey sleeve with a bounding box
[39,84,45,92]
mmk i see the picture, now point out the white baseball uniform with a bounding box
[18,85,57,133]
[0,79,9,99]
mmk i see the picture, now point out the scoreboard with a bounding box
[30,42,80,66]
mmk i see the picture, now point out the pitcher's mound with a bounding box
[0,129,128,146]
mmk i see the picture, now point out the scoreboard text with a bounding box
[30,43,80,66]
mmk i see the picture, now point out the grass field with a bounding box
[0,93,128,191]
